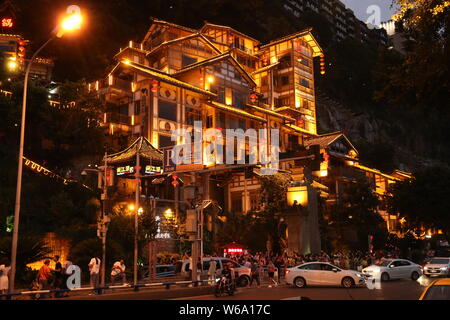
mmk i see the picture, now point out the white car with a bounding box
[285,262,365,288]
[362,259,422,281]
[423,257,450,277]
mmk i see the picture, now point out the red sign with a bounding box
[1,17,14,28]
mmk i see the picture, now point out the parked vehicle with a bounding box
[180,257,251,287]
[143,264,176,278]
[423,257,450,277]
[420,278,450,300]
[362,259,422,281]
[285,262,365,288]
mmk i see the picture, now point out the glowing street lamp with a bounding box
[7,57,18,71]
[9,6,84,293]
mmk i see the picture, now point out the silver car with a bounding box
[423,257,450,277]
[362,259,422,281]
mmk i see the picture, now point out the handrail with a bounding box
[0,279,215,300]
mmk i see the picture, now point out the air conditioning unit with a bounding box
[159,120,176,132]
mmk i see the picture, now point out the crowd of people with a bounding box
[218,248,406,287]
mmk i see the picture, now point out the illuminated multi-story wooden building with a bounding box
[90,18,409,254]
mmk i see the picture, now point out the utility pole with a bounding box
[148,198,157,280]
[133,142,141,286]
[101,149,108,287]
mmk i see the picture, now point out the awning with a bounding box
[105,136,163,164]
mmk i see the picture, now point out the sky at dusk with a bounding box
[341,0,399,23]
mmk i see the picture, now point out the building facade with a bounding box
[90,18,408,254]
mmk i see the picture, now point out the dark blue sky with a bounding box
[341,0,398,22]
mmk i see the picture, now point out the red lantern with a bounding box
[171,175,179,187]
[151,80,159,93]
[320,54,326,75]
[249,93,257,104]
[296,39,303,62]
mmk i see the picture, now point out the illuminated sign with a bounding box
[145,165,162,175]
[1,17,14,28]
[116,165,134,176]
[225,248,243,253]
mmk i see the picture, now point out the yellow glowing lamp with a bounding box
[287,186,308,207]
[7,58,18,71]
[128,204,135,212]
[164,208,174,219]
[56,6,83,38]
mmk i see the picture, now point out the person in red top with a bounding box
[38,259,53,291]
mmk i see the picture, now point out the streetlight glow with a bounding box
[128,204,135,212]
[7,58,18,71]
[61,13,83,32]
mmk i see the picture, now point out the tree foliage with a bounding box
[387,165,450,235]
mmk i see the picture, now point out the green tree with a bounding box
[321,177,387,251]
[387,165,450,236]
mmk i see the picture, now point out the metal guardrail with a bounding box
[0,279,215,300]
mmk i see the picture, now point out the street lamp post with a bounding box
[9,9,83,293]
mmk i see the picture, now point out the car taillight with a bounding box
[286,270,290,275]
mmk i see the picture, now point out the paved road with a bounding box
[176,277,433,300]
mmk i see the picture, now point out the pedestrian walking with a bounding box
[208,259,217,282]
[110,259,126,286]
[52,255,64,297]
[0,257,11,298]
[88,256,101,294]
[249,260,261,288]
[267,260,277,288]
[37,259,53,298]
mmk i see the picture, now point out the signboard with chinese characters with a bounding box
[1,17,14,28]
[145,165,162,175]
[116,165,134,176]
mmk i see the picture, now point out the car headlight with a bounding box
[356,273,362,278]
[440,267,448,271]
[424,266,429,270]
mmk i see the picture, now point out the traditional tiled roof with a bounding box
[259,29,323,57]
[105,136,163,164]
[143,18,197,43]
[303,131,358,152]
[114,46,147,59]
[174,53,256,88]
[246,104,295,122]
[284,123,316,136]
[209,101,267,123]
[353,164,402,182]
[251,62,280,76]
[199,22,260,44]
[117,60,216,97]
[146,33,222,57]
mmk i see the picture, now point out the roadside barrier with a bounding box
[0,279,215,300]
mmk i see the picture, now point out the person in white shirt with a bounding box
[110,259,126,285]
[88,257,101,293]
[0,257,11,296]
[207,259,217,282]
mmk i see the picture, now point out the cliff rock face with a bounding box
[315,89,438,171]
